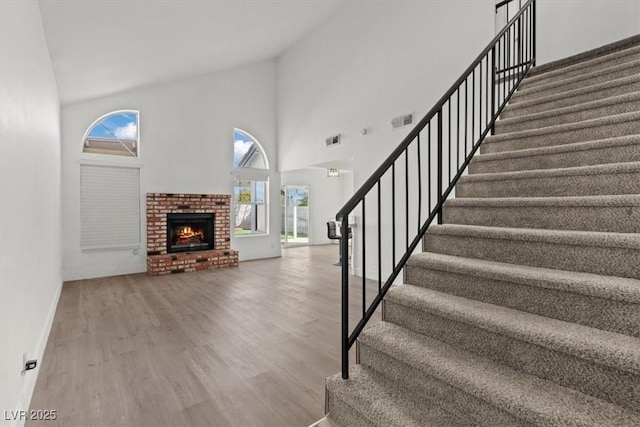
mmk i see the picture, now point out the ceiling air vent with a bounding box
[391,114,413,129]
[325,134,341,147]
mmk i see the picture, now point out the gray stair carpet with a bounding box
[325,36,640,426]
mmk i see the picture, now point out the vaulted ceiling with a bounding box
[38,0,346,105]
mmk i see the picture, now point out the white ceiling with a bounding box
[38,0,346,105]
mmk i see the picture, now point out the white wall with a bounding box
[281,168,353,245]
[278,0,495,279]
[57,0,640,282]
[61,60,280,280]
[0,0,635,421]
[278,1,495,178]
[0,2,63,425]
[537,0,640,65]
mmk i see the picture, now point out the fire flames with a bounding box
[177,226,204,244]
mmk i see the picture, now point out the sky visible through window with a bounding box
[286,187,308,206]
[233,129,254,166]
[88,112,138,140]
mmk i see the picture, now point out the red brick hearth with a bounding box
[146,193,239,275]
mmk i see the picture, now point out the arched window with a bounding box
[233,128,267,169]
[83,110,139,157]
[233,129,269,236]
[79,110,141,250]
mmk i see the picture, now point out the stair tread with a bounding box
[406,252,640,304]
[496,91,640,129]
[443,195,640,234]
[458,161,640,182]
[444,194,640,208]
[327,36,640,427]
[426,224,640,250]
[512,58,640,102]
[521,44,640,86]
[484,111,640,144]
[504,74,640,114]
[326,365,465,427]
[359,322,640,426]
[386,285,640,374]
[474,135,640,161]
[528,34,640,76]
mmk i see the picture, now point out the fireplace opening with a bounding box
[167,213,214,253]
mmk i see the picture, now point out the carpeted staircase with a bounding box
[324,35,640,426]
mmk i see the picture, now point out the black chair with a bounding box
[327,221,352,266]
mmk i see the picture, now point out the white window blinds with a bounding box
[80,164,141,249]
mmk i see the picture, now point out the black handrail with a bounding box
[337,0,536,379]
[496,0,522,11]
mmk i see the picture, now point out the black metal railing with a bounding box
[496,0,524,13]
[337,0,536,379]
[496,0,530,77]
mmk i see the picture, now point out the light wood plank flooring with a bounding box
[28,245,381,427]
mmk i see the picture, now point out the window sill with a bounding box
[81,243,141,252]
[78,153,142,168]
[234,233,269,238]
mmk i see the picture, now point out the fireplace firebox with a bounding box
[167,213,214,253]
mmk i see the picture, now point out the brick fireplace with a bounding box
[146,193,239,275]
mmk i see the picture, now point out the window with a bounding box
[80,110,141,250]
[233,129,269,236]
[83,110,139,157]
[80,165,140,249]
[234,178,268,235]
[234,129,267,169]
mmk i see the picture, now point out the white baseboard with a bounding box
[10,279,63,427]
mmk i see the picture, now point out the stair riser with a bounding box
[456,171,640,198]
[358,343,528,426]
[470,143,640,173]
[442,204,640,233]
[517,54,640,91]
[327,365,469,427]
[480,120,640,153]
[327,395,372,427]
[384,301,640,411]
[501,79,640,119]
[511,62,640,104]
[422,233,640,279]
[404,264,640,338]
[495,98,640,134]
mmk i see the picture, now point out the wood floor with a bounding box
[28,245,381,427]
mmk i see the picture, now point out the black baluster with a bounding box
[437,110,443,224]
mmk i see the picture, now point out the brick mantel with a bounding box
[146,193,238,275]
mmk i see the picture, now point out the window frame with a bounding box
[233,128,269,169]
[80,163,141,251]
[79,110,142,252]
[233,175,269,237]
[81,110,140,159]
[232,128,270,238]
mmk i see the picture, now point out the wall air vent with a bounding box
[327,168,340,177]
[391,114,413,129]
[325,134,341,147]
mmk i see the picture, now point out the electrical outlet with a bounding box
[21,353,37,375]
